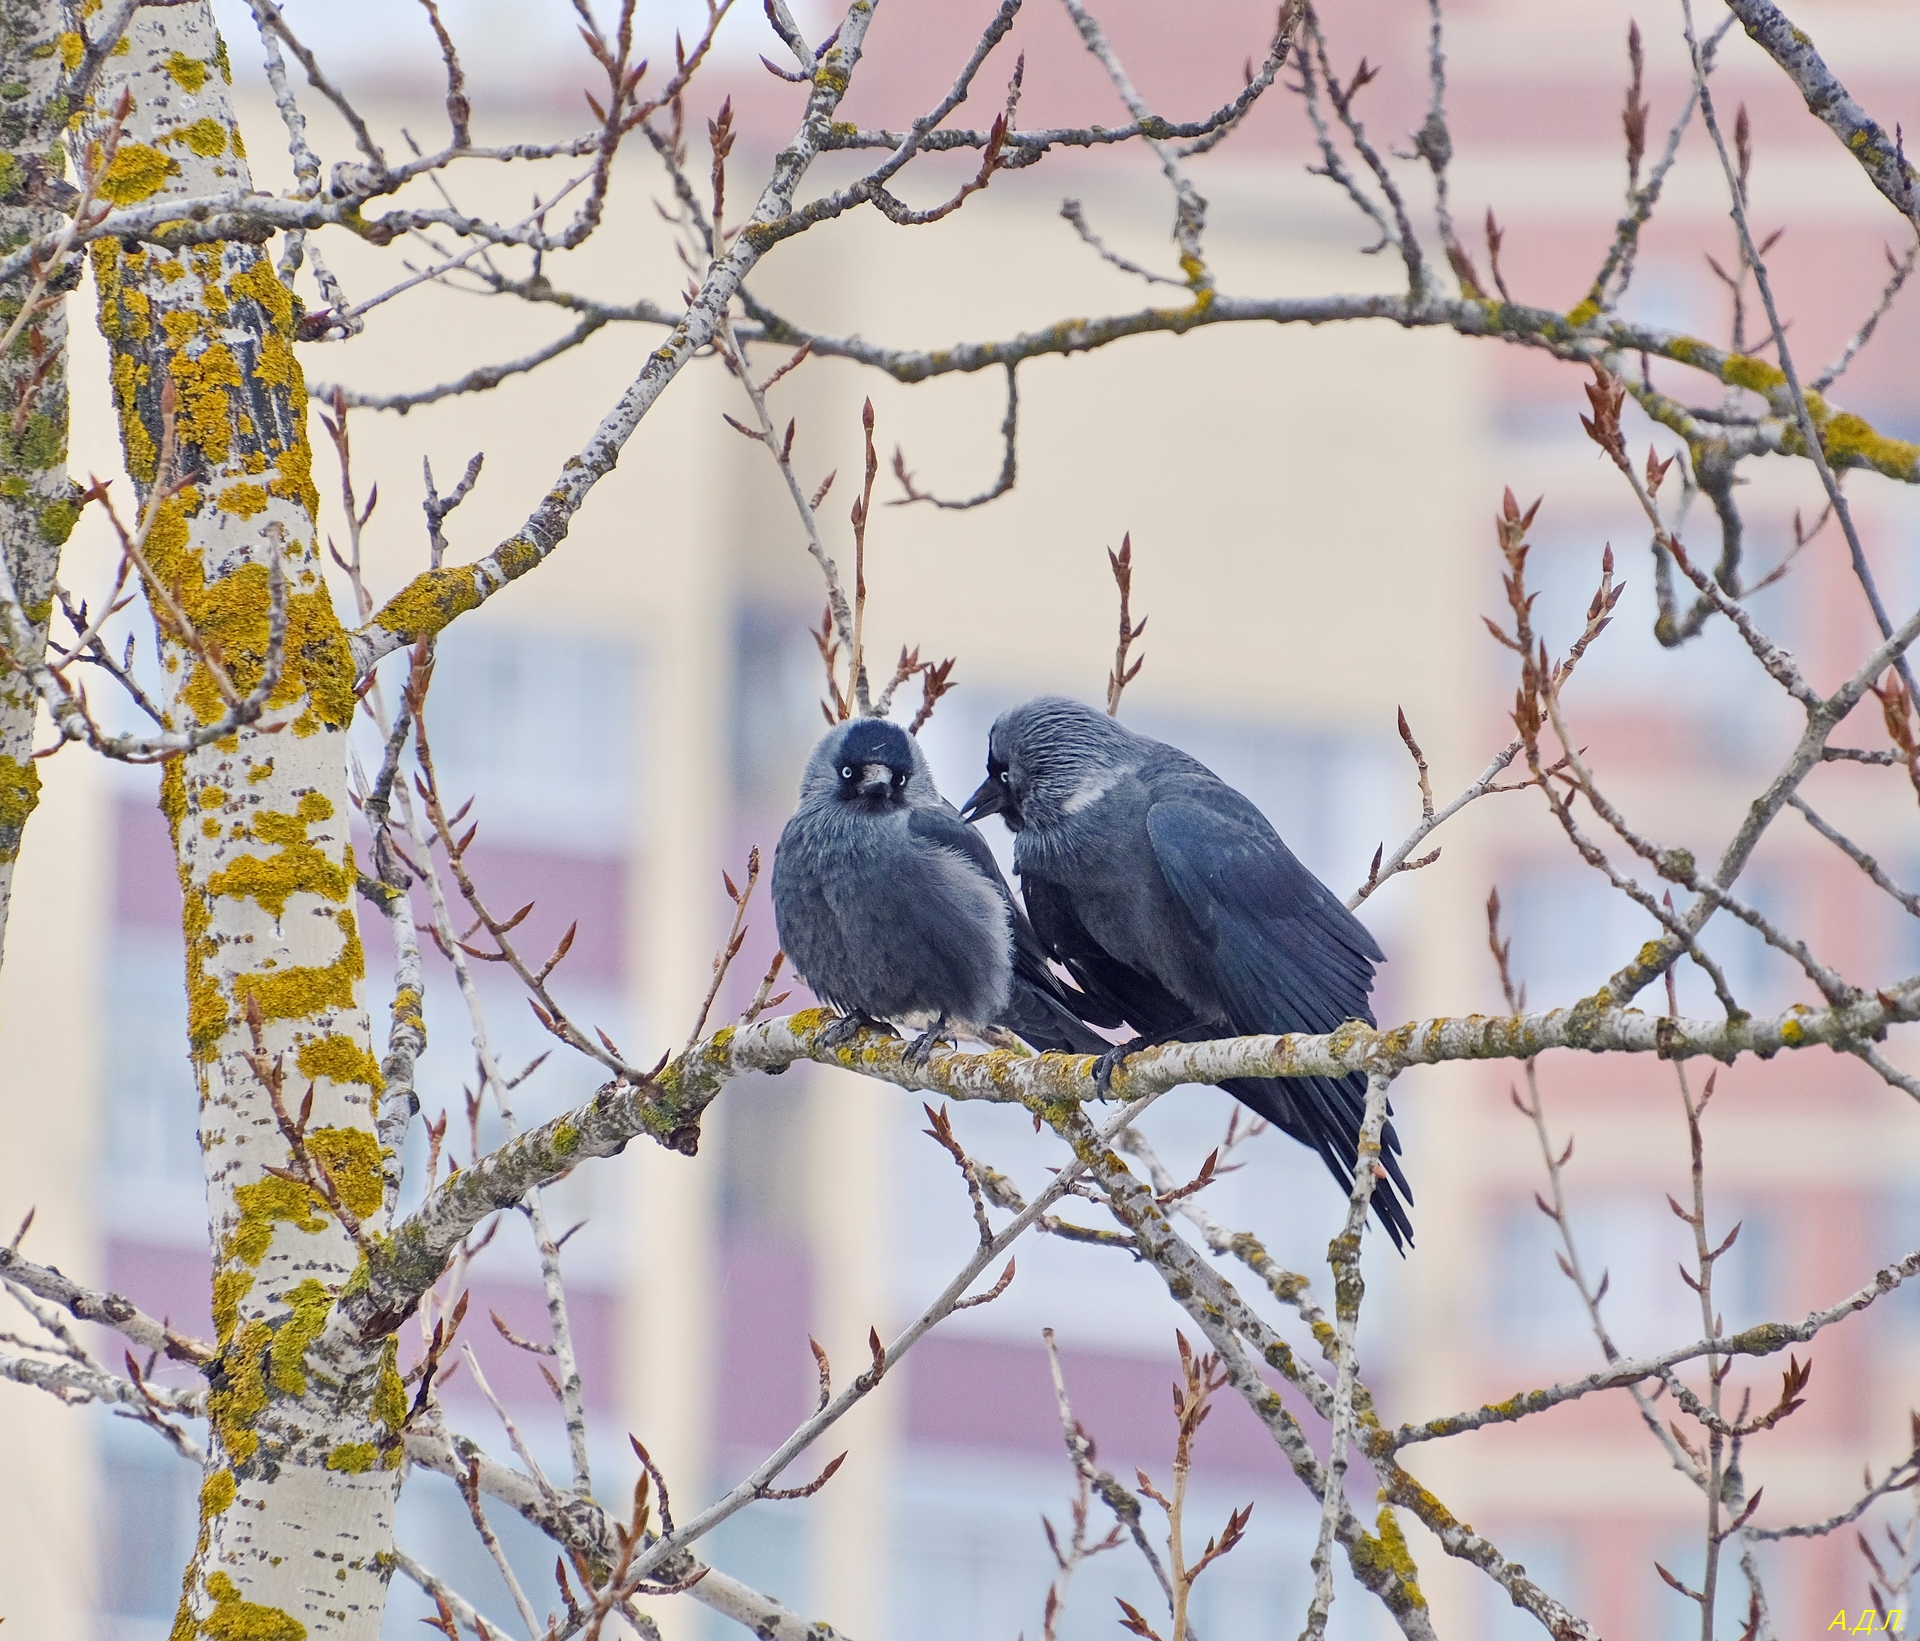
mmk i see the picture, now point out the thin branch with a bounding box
[1391,1239,1920,1450]
[1351,738,1522,907]
[246,0,390,176]
[458,1455,545,1636]
[335,975,1920,1367]
[1716,0,1920,234]
[1042,1327,1174,1613]
[1813,234,1919,392]
[891,364,1019,510]
[1751,1449,1920,1541]
[405,1427,853,1640]
[391,1549,511,1641]
[1302,1071,1394,1638]
[0,1248,212,1366]
[712,322,859,706]
[1105,532,1146,715]
[1059,199,1183,285]
[602,1087,1174,1592]
[407,656,644,1084]
[319,315,615,414]
[685,849,761,1051]
[1682,0,1915,699]
[1413,0,1477,295]
[1781,798,1920,917]
[1586,18,1732,312]
[0,1348,203,1419]
[1304,8,1428,298]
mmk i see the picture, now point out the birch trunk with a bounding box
[0,0,76,963]
[88,11,400,1637]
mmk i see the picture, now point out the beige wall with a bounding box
[0,722,108,1631]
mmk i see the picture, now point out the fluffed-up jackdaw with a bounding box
[773,716,1115,1063]
[962,696,1414,1249]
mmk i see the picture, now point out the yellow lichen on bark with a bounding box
[205,793,353,919]
[0,753,41,863]
[366,563,484,640]
[189,1574,307,1641]
[97,140,180,202]
[165,48,209,90]
[295,1033,385,1093]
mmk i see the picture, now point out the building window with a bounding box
[367,622,638,857]
[95,1413,199,1630]
[101,937,203,1193]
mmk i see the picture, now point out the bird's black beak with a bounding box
[961,775,1006,824]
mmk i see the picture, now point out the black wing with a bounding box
[909,806,1115,1052]
[1020,871,1188,1037]
[1144,791,1381,1034]
[1145,791,1414,1250]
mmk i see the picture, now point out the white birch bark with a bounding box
[86,11,398,1637]
[0,0,76,962]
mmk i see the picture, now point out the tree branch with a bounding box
[0,1246,213,1366]
[1717,0,1920,233]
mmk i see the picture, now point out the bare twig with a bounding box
[1302,1071,1394,1638]
[685,849,761,1052]
[1681,0,1915,701]
[891,364,1019,510]
[1105,532,1147,715]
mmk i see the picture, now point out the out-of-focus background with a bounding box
[2,0,1918,1635]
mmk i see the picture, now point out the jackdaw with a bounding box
[773,716,1114,1064]
[961,696,1414,1248]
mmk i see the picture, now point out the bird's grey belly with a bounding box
[775,814,1011,1027]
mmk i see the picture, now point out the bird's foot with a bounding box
[1093,1034,1152,1096]
[821,1011,895,1051]
[903,1022,956,1073]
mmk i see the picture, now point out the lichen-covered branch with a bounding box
[344,968,1920,1369]
[1718,0,1920,233]
[1303,1072,1395,1639]
[1042,1098,1442,1634]
[0,1346,204,1417]
[0,1244,213,1365]
[1386,1225,1920,1450]
[741,291,1920,485]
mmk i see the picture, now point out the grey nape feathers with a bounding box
[772,717,1114,1064]
[962,696,1414,1250]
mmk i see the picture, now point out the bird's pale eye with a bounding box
[840,765,854,779]
[893,771,906,787]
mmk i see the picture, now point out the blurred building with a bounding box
[1,0,1918,1636]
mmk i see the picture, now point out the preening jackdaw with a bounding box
[962,696,1414,1249]
[773,716,1114,1063]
